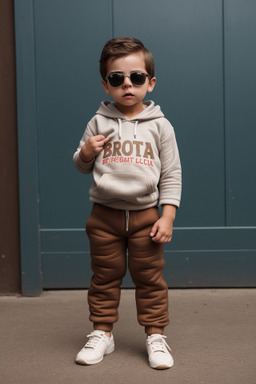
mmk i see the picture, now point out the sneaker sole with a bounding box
[75,344,115,365]
[149,360,174,370]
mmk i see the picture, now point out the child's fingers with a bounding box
[94,135,109,143]
[151,231,163,243]
[94,135,110,149]
[150,222,158,238]
[88,135,109,153]
[150,222,173,243]
[102,137,110,144]
[94,134,106,141]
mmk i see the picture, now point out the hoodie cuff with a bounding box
[73,151,94,174]
[159,197,180,209]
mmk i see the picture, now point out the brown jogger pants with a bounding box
[86,203,169,336]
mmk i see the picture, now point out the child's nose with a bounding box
[123,75,132,87]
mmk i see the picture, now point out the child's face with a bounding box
[102,52,156,118]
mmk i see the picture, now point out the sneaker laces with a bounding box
[147,334,172,354]
[84,331,106,350]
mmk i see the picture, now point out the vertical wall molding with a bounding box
[111,0,115,37]
[222,0,231,226]
[14,0,41,296]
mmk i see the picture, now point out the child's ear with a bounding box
[102,79,110,94]
[147,77,156,93]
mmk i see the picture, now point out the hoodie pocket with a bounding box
[93,173,158,204]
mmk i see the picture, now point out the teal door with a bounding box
[15,0,256,295]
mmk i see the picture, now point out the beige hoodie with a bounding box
[73,100,182,211]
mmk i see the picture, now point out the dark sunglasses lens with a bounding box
[108,73,124,87]
[130,72,147,85]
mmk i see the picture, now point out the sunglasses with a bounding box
[105,71,149,87]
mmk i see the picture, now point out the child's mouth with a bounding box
[123,93,134,98]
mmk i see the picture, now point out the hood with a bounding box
[96,100,164,121]
[95,100,164,139]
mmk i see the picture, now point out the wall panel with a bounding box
[34,0,112,228]
[114,0,225,227]
[224,0,256,225]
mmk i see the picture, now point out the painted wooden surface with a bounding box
[14,0,256,294]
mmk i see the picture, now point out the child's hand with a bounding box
[79,135,110,162]
[150,205,176,243]
[150,217,173,243]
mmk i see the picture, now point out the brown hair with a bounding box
[99,37,155,80]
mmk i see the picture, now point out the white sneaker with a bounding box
[146,334,174,369]
[75,330,115,365]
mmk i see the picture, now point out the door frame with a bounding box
[15,0,41,296]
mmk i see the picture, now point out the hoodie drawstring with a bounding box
[117,118,138,139]
[133,121,138,138]
[118,118,122,139]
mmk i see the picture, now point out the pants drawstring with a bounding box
[125,210,129,232]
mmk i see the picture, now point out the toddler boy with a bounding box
[73,37,182,369]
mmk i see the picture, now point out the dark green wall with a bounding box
[15,0,256,294]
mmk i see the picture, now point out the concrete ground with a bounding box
[0,289,255,384]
